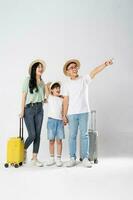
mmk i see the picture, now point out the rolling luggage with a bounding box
[4,118,24,168]
[80,110,98,164]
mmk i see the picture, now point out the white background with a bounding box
[0,0,133,200]
[0,1,133,199]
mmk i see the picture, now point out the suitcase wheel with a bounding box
[94,159,98,164]
[4,163,9,168]
[19,162,23,166]
[14,164,19,168]
[79,158,83,162]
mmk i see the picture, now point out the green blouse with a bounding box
[22,77,45,105]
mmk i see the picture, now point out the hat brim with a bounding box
[63,59,80,76]
[29,59,46,75]
[50,81,61,89]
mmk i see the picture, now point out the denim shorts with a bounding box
[47,118,65,140]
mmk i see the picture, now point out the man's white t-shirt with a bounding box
[63,74,92,115]
[47,95,63,120]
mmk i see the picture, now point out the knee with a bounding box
[29,134,36,142]
[49,140,55,145]
[56,140,62,145]
[70,134,77,140]
[80,132,88,139]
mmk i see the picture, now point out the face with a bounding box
[36,63,44,76]
[66,63,78,77]
[51,87,60,96]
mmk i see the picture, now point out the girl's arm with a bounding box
[19,92,27,118]
[44,82,51,103]
[90,59,113,79]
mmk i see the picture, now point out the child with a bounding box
[46,82,65,167]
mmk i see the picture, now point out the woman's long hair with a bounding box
[29,62,41,93]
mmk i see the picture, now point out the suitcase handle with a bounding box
[19,117,24,140]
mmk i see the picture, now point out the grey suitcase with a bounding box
[80,110,98,164]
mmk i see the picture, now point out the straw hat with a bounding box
[29,59,46,75]
[63,59,80,76]
[50,81,61,89]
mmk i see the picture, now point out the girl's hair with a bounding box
[29,62,42,93]
[51,82,61,90]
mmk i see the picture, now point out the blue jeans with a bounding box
[68,113,89,160]
[24,102,43,154]
[47,118,65,140]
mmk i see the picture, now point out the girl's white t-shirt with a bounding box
[47,95,63,120]
[62,74,92,115]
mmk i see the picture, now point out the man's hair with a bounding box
[66,62,77,70]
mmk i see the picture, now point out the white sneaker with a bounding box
[30,159,44,167]
[56,158,63,167]
[46,157,56,166]
[83,158,92,168]
[66,157,76,167]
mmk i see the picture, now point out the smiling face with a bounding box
[51,83,61,96]
[51,86,60,96]
[36,63,44,76]
[66,62,79,78]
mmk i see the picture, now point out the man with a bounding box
[62,58,113,167]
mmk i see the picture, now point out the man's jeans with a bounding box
[68,113,89,160]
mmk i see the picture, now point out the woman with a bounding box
[19,59,47,167]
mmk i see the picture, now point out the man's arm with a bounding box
[90,59,113,79]
[63,96,69,124]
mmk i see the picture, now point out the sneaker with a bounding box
[56,158,63,167]
[30,159,44,167]
[66,157,76,167]
[46,157,56,166]
[82,158,92,168]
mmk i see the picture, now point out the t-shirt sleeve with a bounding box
[22,77,29,93]
[83,74,92,85]
[62,83,69,96]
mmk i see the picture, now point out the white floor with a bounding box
[0,158,133,200]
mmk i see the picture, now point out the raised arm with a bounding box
[44,82,52,103]
[89,59,113,79]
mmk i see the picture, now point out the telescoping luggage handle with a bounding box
[19,117,24,140]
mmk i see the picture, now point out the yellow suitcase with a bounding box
[5,118,24,168]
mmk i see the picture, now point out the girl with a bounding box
[46,82,65,167]
[19,59,47,167]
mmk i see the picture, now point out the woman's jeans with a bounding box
[68,113,89,160]
[24,103,43,154]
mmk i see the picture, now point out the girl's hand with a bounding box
[44,98,48,103]
[104,59,113,67]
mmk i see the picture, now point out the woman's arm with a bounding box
[19,92,27,118]
[90,59,113,79]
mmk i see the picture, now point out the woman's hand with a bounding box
[19,111,24,118]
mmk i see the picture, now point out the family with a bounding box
[19,58,113,168]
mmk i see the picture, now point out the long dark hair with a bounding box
[29,62,42,93]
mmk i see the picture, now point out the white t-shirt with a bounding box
[62,74,92,115]
[47,95,63,120]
